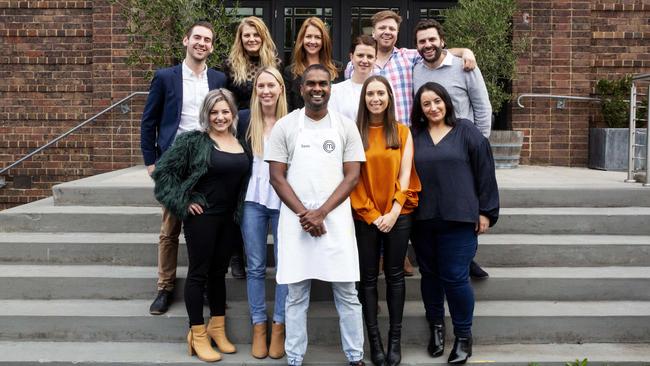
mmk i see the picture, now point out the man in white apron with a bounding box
[265,64,367,366]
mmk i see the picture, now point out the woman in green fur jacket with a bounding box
[152,88,252,362]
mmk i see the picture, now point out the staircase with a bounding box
[0,165,649,365]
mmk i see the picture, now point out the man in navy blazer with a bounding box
[141,21,226,315]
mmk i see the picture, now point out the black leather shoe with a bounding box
[469,260,489,279]
[448,337,472,364]
[349,361,365,366]
[385,328,401,366]
[149,289,173,315]
[366,328,385,366]
[427,323,445,357]
[230,254,246,279]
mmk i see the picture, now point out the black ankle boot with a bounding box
[230,254,246,279]
[447,337,472,364]
[385,328,401,366]
[366,327,385,366]
[427,323,445,357]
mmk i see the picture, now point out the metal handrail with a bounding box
[626,73,650,186]
[516,93,601,109]
[0,91,149,188]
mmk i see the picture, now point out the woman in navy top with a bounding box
[410,82,499,364]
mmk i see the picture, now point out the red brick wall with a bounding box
[512,0,650,166]
[0,1,148,209]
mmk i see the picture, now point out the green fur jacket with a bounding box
[151,130,252,221]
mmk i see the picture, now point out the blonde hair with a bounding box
[199,88,239,136]
[228,17,279,85]
[247,67,288,156]
[289,17,338,80]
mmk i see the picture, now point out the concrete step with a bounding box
[52,166,650,208]
[52,166,156,207]
[491,207,650,235]
[1,265,649,302]
[1,299,649,344]
[0,198,161,233]
[5,200,650,235]
[2,233,650,267]
[475,234,650,266]
[1,341,650,365]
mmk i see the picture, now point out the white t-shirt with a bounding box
[329,79,364,122]
[264,109,366,165]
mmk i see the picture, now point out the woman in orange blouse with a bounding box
[351,75,420,366]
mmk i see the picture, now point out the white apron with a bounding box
[276,109,360,284]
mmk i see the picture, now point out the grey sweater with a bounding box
[413,52,492,137]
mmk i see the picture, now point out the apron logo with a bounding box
[323,140,336,153]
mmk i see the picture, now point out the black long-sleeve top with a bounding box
[411,119,499,226]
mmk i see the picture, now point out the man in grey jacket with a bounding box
[412,19,492,138]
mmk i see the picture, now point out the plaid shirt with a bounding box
[345,47,421,126]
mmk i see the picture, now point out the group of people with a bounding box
[141,10,499,366]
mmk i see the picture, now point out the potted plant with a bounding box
[588,75,647,171]
[441,0,526,168]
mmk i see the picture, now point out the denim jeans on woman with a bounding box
[411,219,477,338]
[240,201,287,324]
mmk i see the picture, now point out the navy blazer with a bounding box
[140,64,227,166]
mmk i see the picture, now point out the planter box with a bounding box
[588,128,647,171]
[489,130,524,169]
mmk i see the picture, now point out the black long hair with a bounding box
[411,82,457,135]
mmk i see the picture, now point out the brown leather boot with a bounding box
[404,257,414,277]
[268,322,286,359]
[187,324,222,362]
[251,322,268,358]
[207,316,237,354]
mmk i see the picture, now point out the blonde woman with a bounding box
[222,16,281,277]
[239,67,289,359]
[283,17,343,110]
[152,89,252,362]
[223,16,281,111]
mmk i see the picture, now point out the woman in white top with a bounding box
[239,66,289,360]
[329,35,377,121]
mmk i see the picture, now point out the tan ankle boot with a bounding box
[207,316,237,354]
[251,322,268,358]
[187,324,222,362]
[268,322,286,359]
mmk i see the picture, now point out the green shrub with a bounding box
[441,0,526,115]
[112,0,239,80]
[595,75,632,128]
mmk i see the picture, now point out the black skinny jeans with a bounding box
[355,214,412,331]
[183,213,238,326]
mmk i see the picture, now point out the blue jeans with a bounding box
[411,220,477,338]
[285,280,364,366]
[240,201,287,324]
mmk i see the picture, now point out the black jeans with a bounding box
[183,213,238,326]
[355,214,412,330]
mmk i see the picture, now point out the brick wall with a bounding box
[1,0,649,209]
[0,1,148,209]
[512,0,650,166]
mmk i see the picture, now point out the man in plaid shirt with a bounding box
[345,10,476,126]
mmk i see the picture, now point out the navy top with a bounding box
[411,119,499,225]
